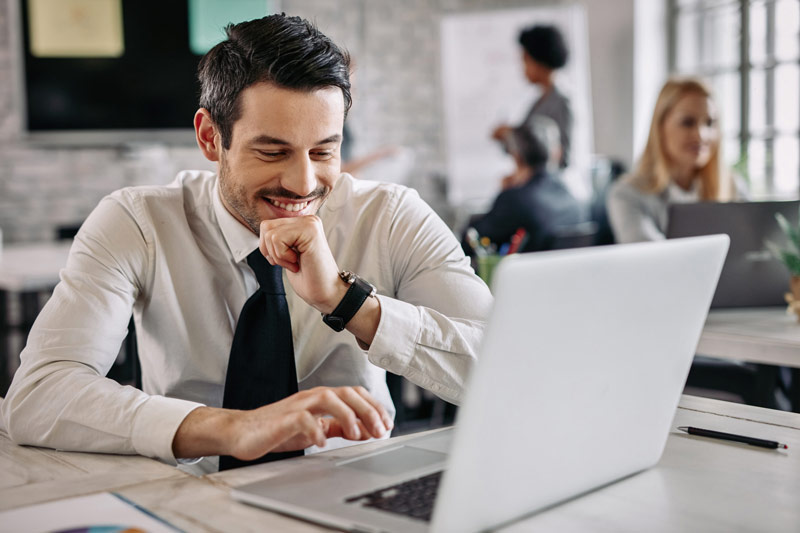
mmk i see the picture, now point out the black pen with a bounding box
[677,426,788,450]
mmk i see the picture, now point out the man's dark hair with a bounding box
[198,14,352,149]
[518,25,569,70]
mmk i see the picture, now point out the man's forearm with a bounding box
[172,388,393,462]
[172,406,237,458]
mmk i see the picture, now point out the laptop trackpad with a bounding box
[340,446,446,477]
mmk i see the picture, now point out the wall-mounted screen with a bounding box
[17,0,273,144]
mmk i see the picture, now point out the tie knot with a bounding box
[246,249,284,295]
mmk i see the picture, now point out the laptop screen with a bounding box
[666,200,799,308]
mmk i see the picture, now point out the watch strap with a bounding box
[322,273,375,332]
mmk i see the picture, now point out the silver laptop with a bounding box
[231,235,729,533]
[667,200,799,308]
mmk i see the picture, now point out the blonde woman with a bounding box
[607,78,744,243]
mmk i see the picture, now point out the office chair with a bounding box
[589,156,626,246]
[549,221,599,250]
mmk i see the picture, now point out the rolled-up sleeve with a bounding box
[366,189,493,405]
[0,196,202,464]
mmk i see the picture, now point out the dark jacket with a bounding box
[469,169,585,253]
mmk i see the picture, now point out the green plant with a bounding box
[767,206,800,276]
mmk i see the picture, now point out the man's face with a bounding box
[218,82,345,234]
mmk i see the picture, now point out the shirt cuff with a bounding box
[131,395,204,465]
[366,295,420,374]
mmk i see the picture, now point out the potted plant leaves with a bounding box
[767,206,800,321]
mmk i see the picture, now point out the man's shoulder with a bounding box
[327,173,421,212]
[109,170,217,212]
[341,172,416,196]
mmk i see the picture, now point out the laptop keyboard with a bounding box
[344,470,443,522]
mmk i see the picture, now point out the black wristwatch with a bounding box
[322,271,377,332]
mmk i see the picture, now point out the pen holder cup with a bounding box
[477,254,503,290]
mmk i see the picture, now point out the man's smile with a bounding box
[265,197,311,212]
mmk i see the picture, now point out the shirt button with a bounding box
[381,357,390,366]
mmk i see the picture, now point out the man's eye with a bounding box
[312,151,334,160]
[258,151,284,158]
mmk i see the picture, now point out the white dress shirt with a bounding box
[2,171,492,473]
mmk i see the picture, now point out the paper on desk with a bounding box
[0,492,179,533]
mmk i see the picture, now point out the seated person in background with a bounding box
[492,24,572,169]
[467,115,586,253]
[607,77,746,243]
[2,14,493,474]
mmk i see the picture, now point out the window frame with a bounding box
[668,0,800,197]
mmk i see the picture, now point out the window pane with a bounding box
[775,0,800,61]
[676,11,701,72]
[747,138,767,194]
[749,1,768,66]
[710,72,740,136]
[774,135,800,195]
[723,136,741,168]
[703,5,740,70]
[775,64,800,133]
[749,69,767,133]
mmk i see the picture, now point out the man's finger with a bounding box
[270,237,300,271]
[303,388,362,440]
[288,410,326,448]
[351,386,394,431]
[321,418,372,442]
[337,387,390,438]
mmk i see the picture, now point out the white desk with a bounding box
[3,395,799,532]
[0,241,72,293]
[697,306,800,411]
[698,307,800,368]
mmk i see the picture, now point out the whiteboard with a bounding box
[440,5,593,209]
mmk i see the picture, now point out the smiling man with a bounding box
[2,14,492,473]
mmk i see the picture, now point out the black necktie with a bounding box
[219,249,303,470]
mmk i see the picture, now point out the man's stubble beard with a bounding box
[218,153,334,236]
[219,153,262,235]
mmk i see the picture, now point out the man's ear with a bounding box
[194,108,222,162]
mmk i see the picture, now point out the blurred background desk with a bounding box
[0,241,72,393]
[693,307,800,412]
[3,395,798,531]
[698,307,800,367]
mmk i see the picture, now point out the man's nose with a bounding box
[283,155,317,198]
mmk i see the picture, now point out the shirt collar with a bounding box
[212,178,259,263]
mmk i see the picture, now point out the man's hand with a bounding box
[173,386,393,461]
[258,215,345,314]
[257,213,382,346]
